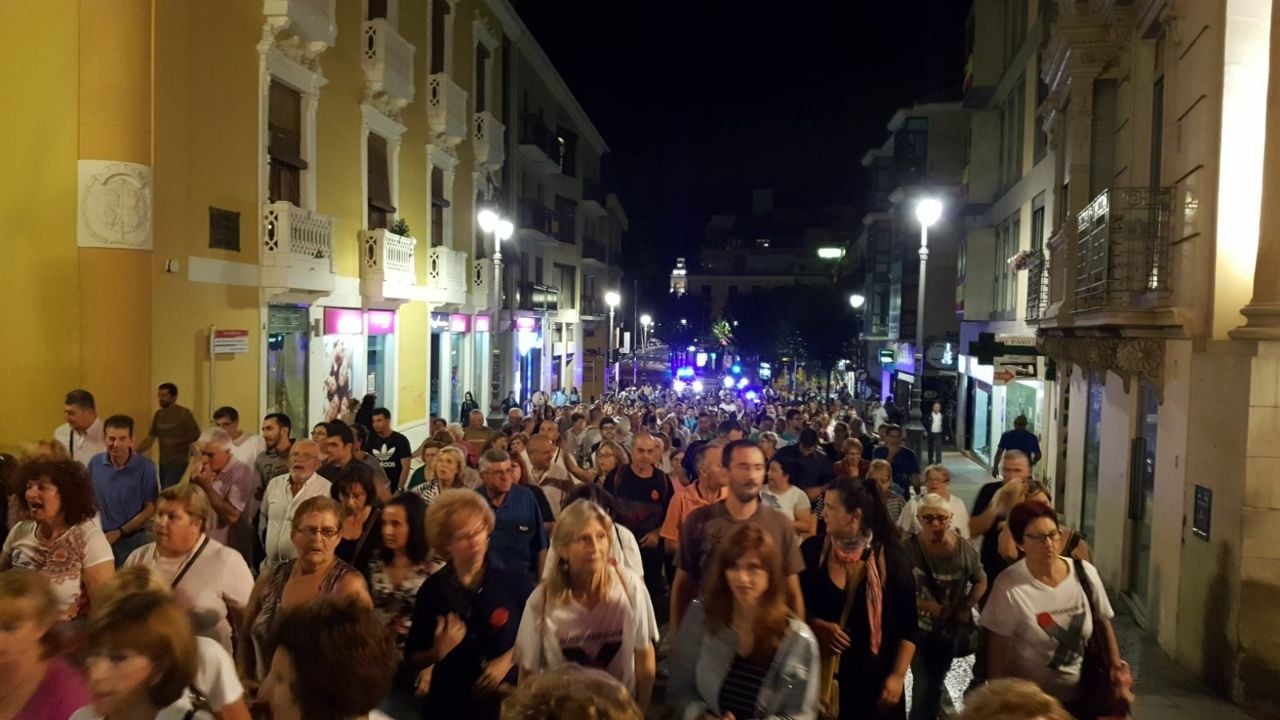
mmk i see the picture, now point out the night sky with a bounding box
[514,0,973,302]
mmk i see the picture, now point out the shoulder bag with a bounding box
[817,544,864,720]
[1069,558,1132,720]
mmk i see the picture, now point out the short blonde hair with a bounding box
[867,458,892,480]
[433,446,468,487]
[427,488,495,553]
[923,464,951,485]
[0,571,60,657]
[960,678,1071,720]
[157,483,215,532]
[501,666,642,720]
[917,493,953,516]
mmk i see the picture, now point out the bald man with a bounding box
[611,433,674,603]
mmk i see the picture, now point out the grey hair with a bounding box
[917,492,953,516]
[198,427,232,450]
[478,448,511,473]
[758,431,780,445]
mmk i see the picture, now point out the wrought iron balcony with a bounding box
[472,111,505,170]
[1025,248,1050,321]
[263,0,336,54]
[359,229,415,300]
[1074,187,1175,312]
[361,19,415,108]
[261,201,335,292]
[426,74,468,146]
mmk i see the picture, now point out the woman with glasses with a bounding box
[904,494,985,720]
[800,477,917,719]
[591,440,628,486]
[996,481,1092,564]
[981,501,1126,716]
[239,496,370,690]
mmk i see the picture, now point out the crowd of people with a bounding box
[0,383,1131,720]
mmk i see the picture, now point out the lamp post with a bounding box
[605,291,621,392]
[906,198,943,462]
[848,294,866,399]
[478,207,514,416]
[634,313,652,387]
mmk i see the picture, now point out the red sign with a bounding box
[993,369,1016,385]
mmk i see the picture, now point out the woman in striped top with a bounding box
[668,523,820,720]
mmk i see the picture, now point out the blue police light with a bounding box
[731,364,742,374]
[745,390,758,401]
[736,378,749,390]
[676,366,695,379]
[722,376,735,389]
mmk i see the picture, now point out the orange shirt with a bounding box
[660,480,728,542]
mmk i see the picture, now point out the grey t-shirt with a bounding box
[678,501,805,595]
[905,532,985,634]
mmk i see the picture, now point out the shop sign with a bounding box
[450,314,470,333]
[878,349,895,364]
[430,313,450,331]
[994,355,1036,386]
[211,329,249,355]
[474,315,492,333]
[267,305,310,334]
[926,341,958,370]
[514,316,537,332]
[367,310,395,336]
[996,335,1037,347]
[324,308,364,335]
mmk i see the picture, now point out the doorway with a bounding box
[1081,371,1105,540]
[1126,381,1159,612]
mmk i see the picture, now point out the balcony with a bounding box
[581,178,606,216]
[263,0,336,55]
[517,281,560,312]
[580,297,604,317]
[1024,248,1050,322]
[518,115,562,173]
[359,229,416,301]
[427,74,467,147]
[470,258,493,308]
[361,19,415,108]
[517,200,557,246]
[582,236,608,268]
[261,202,335,293]
[425,246,468,307]
[472,111,505,171]
[1074,187,1175,313]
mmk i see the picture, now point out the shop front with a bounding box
[317,308,398,424]
[266,305,311,428]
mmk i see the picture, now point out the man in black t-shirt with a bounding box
[369,408,412,492]
[610,433,672,601]
[968,450,1032,602]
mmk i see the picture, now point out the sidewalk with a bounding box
[936,453,1258,719]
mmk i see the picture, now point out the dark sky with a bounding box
[514,0,972,298]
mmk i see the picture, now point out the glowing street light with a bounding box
[849,293,866,309]
[906,197,944,455]
[816,247,845,259]
[605,291,621,390]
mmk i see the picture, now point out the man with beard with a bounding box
[137,383,201,488]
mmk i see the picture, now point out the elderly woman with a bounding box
[867,458,906,527]
[124,484,255,654]
[415,446,469,507]
[982,501,1128,717]
[758,431,780,463]
[669,523,820,719]
[405,489,536,719]
[899,464,972,539]
[331,471,382,580]
[259,599,397,720]
[240,496,370,688]
[70,590,211,720]
[188,428,256,566]
[516,500,658,710]
[904,493,986,720]
[1,457,113,620]
[836,438,871,480]
[0,571,92,718]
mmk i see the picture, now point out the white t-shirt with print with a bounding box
[3,519,113,619]
[515,567,658,693]
[761,485,809,522]
[980,557,1115,701]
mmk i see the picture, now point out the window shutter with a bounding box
[367,134,395,213]
[268,82,306,169]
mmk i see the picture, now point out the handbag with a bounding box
[817,548,864,720]
[1069,558,1133,720]
[913,536,980,658]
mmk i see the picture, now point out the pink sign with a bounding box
[515,316,537,331]
[367,310,396,336]
[450,314,470,333]
[324,308,363,335]
[474,315,492,333]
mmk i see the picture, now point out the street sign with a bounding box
[972,332,1039,365]
[878,349,895,364]
[212,329,249,355]
[996,335,1037,347]
[994,355,1037,386]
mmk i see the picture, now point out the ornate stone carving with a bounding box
[77,160,153,250]
[1038,336,1165,400]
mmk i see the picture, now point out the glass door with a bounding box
[267,306,310,427]
[1127,381,1159,607]
[1081,372,1105,539]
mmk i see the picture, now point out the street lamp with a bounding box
[849,293,866,309]
[605,291,621,392]
[639,314,652,349]
[479,207,513,415]
[906,197,943,459]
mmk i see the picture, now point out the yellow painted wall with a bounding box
[398,303,428,424]
[317,0,366,279]
[0,0,82,450]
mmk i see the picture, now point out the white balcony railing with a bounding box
[361,19,415,107]
[427,74,468,146]
[427,246,468,305]
[473,111,505,170]
[262,201,335,291]
[360,229,416,299]
[263,0,336,54]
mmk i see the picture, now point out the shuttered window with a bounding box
[367,134,395,230]
[431,167,449,247]
[268,81,306,205]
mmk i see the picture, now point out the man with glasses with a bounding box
[258,439,330,573]
[477,448,546,575]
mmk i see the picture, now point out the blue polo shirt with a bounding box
[997,427,1042,462]
[89,451,159,532]
[477,484,546,575]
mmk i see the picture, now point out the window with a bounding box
[367,0,388,20]
[1031,193,1046,252]
[430,0,450,75]
[367,134,395,230]
[535,257,544,285]
[474,44,490,112]
[554,196,576,244]
[554,264,577,310]
[1150,32,1166,189]
[268,81,306,205]
[556,128,578,177]
[431,167,449,247]
[896,117,929,170]
[994,211,1020,315]
[1000,76,1026,189]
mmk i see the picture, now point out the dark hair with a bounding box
[103,414,135,435]
[15,458,98,528]
[569,483,617,517]
[785,409,801,421]
[769,455,804,486]
[325,421,355,446]
[372,407,391,420]
[64,389,95,411]
[721,439,764,469]
[351,423,370,448]
[703,524,790,662]
[600,417,617,428]
[570,412,585,424]
[826,477,898,543]
[265,412,292,432]
[881,423,903,437]
[158,383,178,397]
[799,428,819,448]
[717,420,743,435]
[381,493,429,565]
[329,467,378,509]
[270,599,396,720]
[212,406,239,423]
[1008,500,1058,545]
[682,441,708,480]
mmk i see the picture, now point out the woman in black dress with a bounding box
[800,477,917,719]
[331,471,383,581]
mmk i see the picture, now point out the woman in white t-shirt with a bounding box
[761,456,815,536]
[981,501,1130,717]
[1,457,114,620]
[516,499,658,712]
[542,484,644,579]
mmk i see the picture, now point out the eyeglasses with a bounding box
[294,526,340,539]
[920,514,951,525]
[1023,531,1061,544]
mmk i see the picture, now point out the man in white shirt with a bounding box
[926,402,947,465]
[258,439,330,573]
[53,389,106,466]
[527,434,578,519]
[899,464,971,538]
[213,405,267,469]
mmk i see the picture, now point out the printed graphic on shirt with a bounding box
[559,629,624,670]
[1036,608,1086,669]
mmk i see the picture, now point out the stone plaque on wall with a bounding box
[209,207,241,251]
[77,160,153,250]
